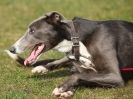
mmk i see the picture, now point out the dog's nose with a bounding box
[9,46,16,54]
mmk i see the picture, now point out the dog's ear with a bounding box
[45,11,65,24]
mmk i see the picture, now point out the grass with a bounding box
[0,0,133,98]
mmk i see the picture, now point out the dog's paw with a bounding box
[52,87,74,99]
[31,66,48,75]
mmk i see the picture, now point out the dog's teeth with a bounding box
[4,50,18,60]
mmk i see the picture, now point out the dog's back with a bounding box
[100,20,133,68]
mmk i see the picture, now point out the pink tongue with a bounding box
[24,44,44,65]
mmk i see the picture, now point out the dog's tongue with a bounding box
[24,44,44,65]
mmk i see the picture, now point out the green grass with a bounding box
[0,0,133,98]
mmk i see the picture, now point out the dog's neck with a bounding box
[62,18,98,41]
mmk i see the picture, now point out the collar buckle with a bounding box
[71,36,79,47]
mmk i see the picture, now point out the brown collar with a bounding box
[67,21,80,60]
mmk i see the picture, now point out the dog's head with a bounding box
[9,11,71,65]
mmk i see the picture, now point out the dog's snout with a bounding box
[9,46,16,54]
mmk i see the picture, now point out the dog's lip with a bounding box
[24,43,45,65]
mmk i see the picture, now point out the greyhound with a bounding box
[6,11,133,98]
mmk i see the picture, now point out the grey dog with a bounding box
[6,11,133,98]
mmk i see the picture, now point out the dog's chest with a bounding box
[54,39,90,56]
[54,39,73,52]
[54,39,95,71]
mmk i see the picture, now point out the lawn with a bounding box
[0,0,133,99]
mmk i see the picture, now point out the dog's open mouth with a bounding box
[24,43,45,65]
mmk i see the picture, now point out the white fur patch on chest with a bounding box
[54,39,73,52]
[54,39,91,58]
[54,39,95,71]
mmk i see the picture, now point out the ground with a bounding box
[0,0,133,99]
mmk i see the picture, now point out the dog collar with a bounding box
[67,21,80,61]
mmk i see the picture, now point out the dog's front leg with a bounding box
[31,56,70,75]
[52,71,124,98]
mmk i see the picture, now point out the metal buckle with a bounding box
[71,37,79,40]
[72,43,79,47]
[71,36,79,47]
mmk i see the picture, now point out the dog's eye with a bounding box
[29,28,35,34]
